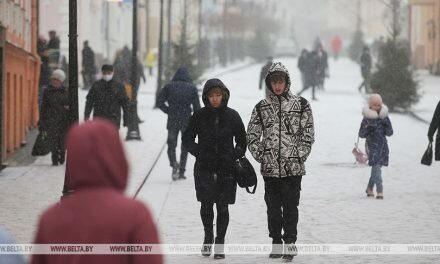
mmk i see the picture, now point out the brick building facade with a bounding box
[0,0,40,164]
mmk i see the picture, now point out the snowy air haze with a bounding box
[1,57,439,263]
[1,0,439,263]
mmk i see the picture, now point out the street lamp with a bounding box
[126,0,142,140]
[62,0,79,198]
[155,0,164,107]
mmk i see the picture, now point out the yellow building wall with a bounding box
[409,0,440,71]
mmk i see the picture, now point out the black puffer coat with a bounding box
[428,100,440,160]
[157,67,201,130]
[84,79,130,129]
[183,79,247,204]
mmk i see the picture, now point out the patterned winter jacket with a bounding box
[247,62,315,177]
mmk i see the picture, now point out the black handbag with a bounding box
[421,142,433,166]
[234,156,257,194]
[32,131,51,156]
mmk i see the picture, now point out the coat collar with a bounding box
[362,104,389,119]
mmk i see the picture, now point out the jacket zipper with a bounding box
[278,96,282,178]
[215,113,219,155]
[214,112,219,178]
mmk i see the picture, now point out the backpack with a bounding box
[234,156,257,194]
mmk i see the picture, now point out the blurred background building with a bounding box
[408,0,440,72]
[0,0,39,162]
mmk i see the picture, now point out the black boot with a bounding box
[269,239,283,258]
[178,169,186,180]
[213,237,225,259]
[201,235,214,257]
[171,162,179,181]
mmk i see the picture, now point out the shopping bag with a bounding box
[421,142,433,166]
[31,131,51,156]
[352,142,368,164]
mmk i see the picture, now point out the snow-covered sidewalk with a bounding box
[138,58,440,264]
[1,58,439,264]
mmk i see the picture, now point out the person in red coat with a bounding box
[331,35,342,60]
[31,119,162,264]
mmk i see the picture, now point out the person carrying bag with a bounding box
[421,142,433,166]
[234,156,257,194]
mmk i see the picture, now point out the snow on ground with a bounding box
[0,57,439,264]
[139,58,440,264]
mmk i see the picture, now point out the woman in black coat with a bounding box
[428,100,440,161]
[39,69,70,166]
[183,78,246,259]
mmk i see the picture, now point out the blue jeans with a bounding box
[368,165,383,193]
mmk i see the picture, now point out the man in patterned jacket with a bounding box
[247,62,315,261]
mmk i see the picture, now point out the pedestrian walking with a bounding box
[31,120,163,264]
[297,51,319,100]
[358,94,393,199]
[297,49,308,91]
[247,62,315,261]
[146,49,155,76]
[358,46,372,93]
[259,57,273,98]
[331,35,342,60]
[39,69,69,166]
[182,78,247,259]
[157,67,201,180]
[114,46,146,123]
[427,100,440,161]
[81,40,96,90]
[314,43,329,91]
[47,31,60,71]
[114,46,146,100]
[113,47,131,86]
[38,48,51,109]
[84,64,130,129]
[47,30,60,50]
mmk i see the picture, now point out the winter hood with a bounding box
[362,105,389,119]
[66,119,128,191]
[201,78,230,107]
[264,62,292,95]
[171,67,193,83]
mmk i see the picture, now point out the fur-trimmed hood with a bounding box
[362,105,389,119]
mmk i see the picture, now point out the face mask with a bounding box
[103,74,113,82]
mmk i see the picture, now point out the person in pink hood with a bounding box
[31,119,162,264]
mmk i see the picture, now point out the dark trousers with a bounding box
[200,201,229,241]
[51,133,65,165]
[297,84,317,100]
[167,127,188,172]
[264,176,302,244]
[359,71,371,92]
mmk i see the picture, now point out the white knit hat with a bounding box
[50,69,66,82]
